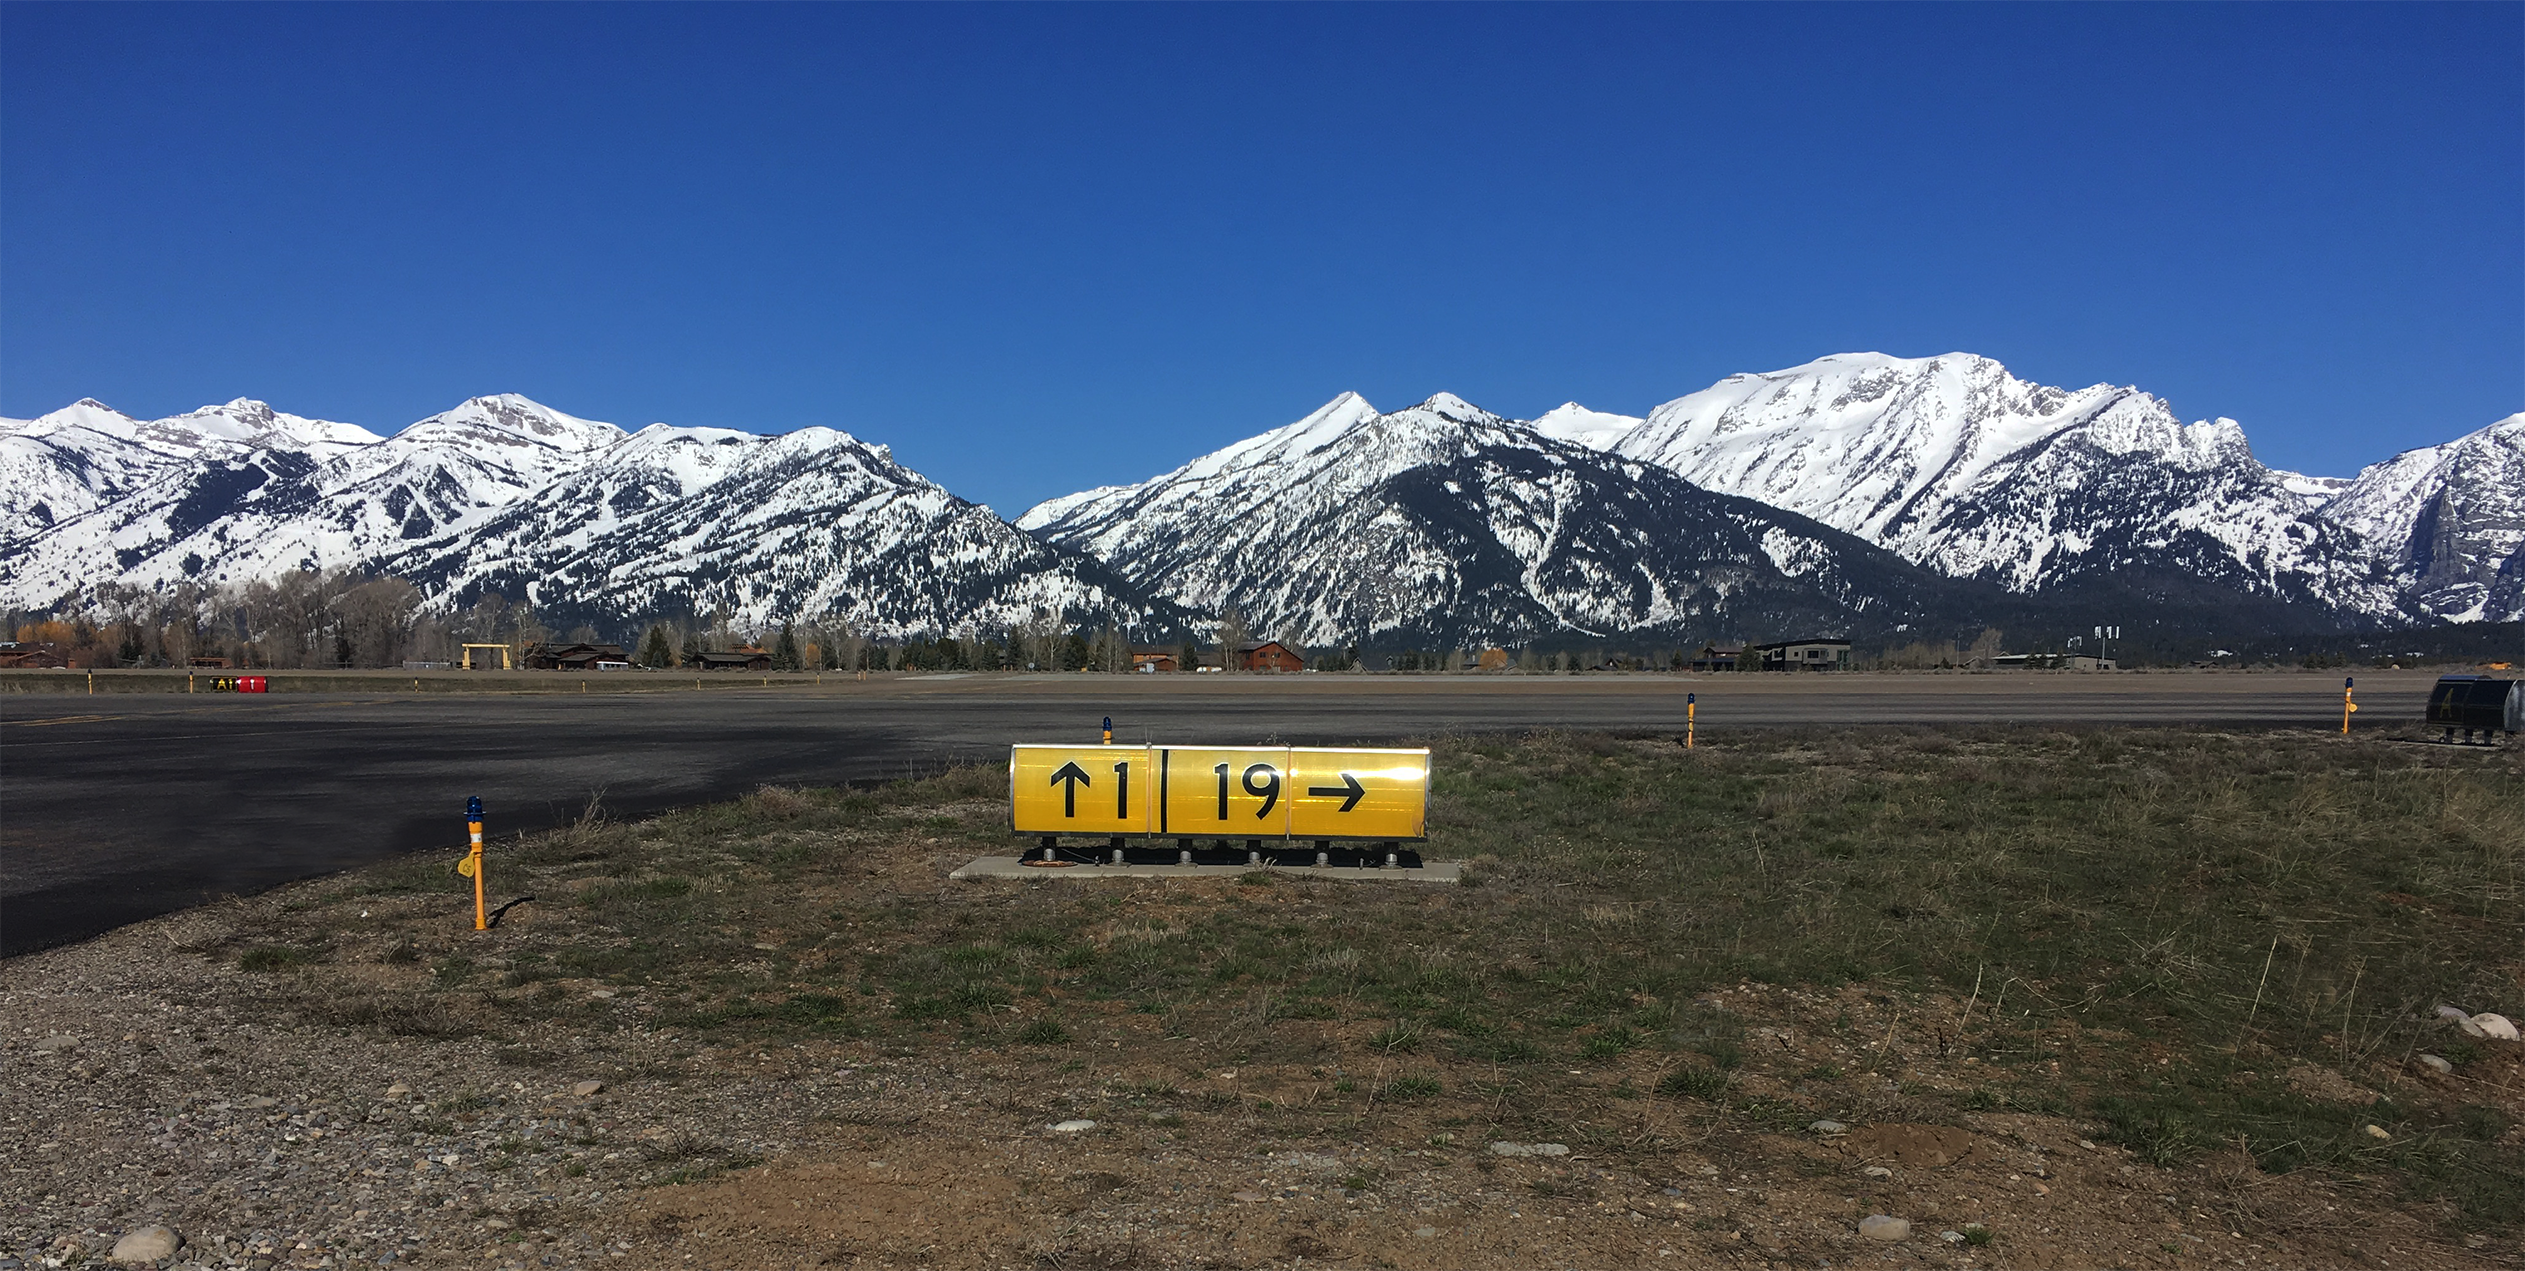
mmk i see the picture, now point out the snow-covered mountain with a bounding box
[371,419,1161,635]
[10,357,2513,643]
[1560,353,2408,616]
[2317,414,2525,623]
[0,398,382,546]
[1019,392,2007,646]
[0,395,1166,636]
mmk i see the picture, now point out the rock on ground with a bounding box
[109,1225,180,1263]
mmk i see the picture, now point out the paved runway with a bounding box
[0,669,2444,955]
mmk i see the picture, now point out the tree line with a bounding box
[9,572,1968,672]
[9,573,441,670]
[3,572,1206,673]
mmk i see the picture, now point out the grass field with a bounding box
[226,725,2524,1246]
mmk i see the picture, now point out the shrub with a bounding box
[238,945,313,972]
[1658,1068,1731,1100]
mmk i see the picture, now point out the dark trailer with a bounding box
[2426,675,2522,744]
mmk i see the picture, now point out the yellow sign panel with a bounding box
[1009,744,1429,841]
[1158,746,1292,837]
[1288,747,1430,840]
[1010,745,1156,835]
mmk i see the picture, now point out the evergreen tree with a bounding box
[772,622,803,671]
[639,625,675,668]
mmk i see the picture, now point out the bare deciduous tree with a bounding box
[1215,605,1249,674]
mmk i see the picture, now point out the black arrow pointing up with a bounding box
[1050,761,1092,817]
[1308,771,1366,813]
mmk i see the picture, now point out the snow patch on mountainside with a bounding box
[1530,402,1645,450]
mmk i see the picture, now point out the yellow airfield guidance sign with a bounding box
[1007,746,1160,836]
[1288,748,1429,839]
[1011,745,1429,841]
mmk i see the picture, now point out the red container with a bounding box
[240,675,268,693]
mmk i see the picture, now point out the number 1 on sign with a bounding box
[1017,747,1153,834]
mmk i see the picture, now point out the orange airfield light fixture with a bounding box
[457,795,487,930]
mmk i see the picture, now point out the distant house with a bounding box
[693,647,773,672]
[1129,646,1181,673]
[1751,638,1851,671]
[1991,653,2117,671]
[0,642,68,669]
[525,641,632,671]
[1691,643,1744,672]
[1233,640,1305,673]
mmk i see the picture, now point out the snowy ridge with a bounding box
[0,395,1166,636]
[1027,354,2518,635]
[0,398,386,546]
[2317,414,2525,623]
[8,356,2515,640]
[1536,352,2507,620]
[1528,402,1645,450]
[374,421,1155,635]
[1022,392,1988,645]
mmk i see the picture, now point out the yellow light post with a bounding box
[2341,676,2357,736]
[1686,692,1696,749]
[466,795,487,930]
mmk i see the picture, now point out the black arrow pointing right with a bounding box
[1308,771,1367,813]
[1050,761,1092,817]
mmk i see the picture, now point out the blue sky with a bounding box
[4,3,2518,515]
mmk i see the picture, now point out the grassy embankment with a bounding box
[227,726,2520,1232]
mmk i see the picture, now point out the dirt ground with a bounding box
[5,839,2518,1271]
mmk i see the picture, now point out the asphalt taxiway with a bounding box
[0,669,2445,954]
